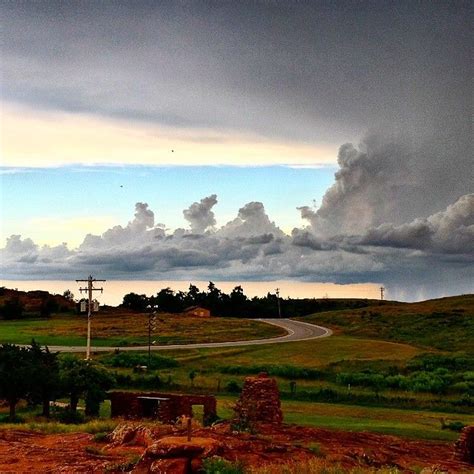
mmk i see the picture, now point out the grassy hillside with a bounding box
[298,294,474,352]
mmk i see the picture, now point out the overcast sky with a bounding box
[1,1,472,300]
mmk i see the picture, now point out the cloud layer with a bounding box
[2,170,472,301]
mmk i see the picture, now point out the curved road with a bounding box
[45,319,332,353]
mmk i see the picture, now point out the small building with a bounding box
[182,306,211,318]
[109,391,217,425]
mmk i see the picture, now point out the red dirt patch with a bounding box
[0,429,141,473]
[0,423,472,473]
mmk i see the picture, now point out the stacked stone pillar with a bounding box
[455,425,474,464]
[234,372,283,424]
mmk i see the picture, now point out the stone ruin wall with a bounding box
[109,391,217,425]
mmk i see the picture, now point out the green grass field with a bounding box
[2,294,473,443]
[298,294,474,352]
[0,312,285,346]
[215,396,474,441]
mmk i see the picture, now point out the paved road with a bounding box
[44,319,332,353]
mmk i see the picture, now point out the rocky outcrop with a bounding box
[109,423,173,447]
[132,437,221,473]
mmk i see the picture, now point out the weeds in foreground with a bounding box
[203,457,245,474]
[306,442,325,458]
[0,419,118,434]
[84,445,107,456]
[104,454,141,473]
[247,459,400,474]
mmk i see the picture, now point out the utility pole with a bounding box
[76,275,105,360]
[380,286,385,301]
[275,288,282,318]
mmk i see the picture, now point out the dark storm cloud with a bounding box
[1,1,471,144]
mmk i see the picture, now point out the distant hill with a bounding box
[299,294,474,352]
[0,287,75,319]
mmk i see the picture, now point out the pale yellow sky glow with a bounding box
[1,104,338,167]
[1,216,118,248]
[0,280,382,306]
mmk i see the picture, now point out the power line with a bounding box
[76,275,105,360]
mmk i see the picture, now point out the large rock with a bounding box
[234,372,283,424]
[109,423,154,447]
[133,436,221,473]
[146,437,220,458]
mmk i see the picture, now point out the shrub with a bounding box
[114,372,162,390]
[100,352,178,370]
[93,431,109,442]
[56,409,85,424]
[203,456,245,474]
[226,380,242,393]
[0,298,24,319]
[440,419,466,432]
[220,364,321,379]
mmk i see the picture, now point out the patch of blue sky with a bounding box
[0,165,336,236]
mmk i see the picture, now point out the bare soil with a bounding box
[0,422,472,473]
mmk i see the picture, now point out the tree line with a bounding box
[0,342,114,421]
[122,282,375,317]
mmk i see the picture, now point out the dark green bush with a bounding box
[225,380,242,393]
[100,352,178,370]
[220,364,321,379]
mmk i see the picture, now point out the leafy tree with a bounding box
[187,284,201,304]
[28,340,60,418]
[122,292,149,311]
[155,287,184,313]
[83,366,115,416]
[0,297,24,320]
[59,356,115,415]
[40,297,59,318]
[0,344,32,419]
[63,289,75,301]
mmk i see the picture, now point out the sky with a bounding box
[1,1,472,301]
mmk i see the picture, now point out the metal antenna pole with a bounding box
[275,288,282,318]
[380,286,385,301]
[76,275,105,360]
[147,305,158,367]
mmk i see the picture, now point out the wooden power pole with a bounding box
[76,275,105,359]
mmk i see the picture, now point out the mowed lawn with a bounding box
[216,397,474,441]
[0,312,285,346]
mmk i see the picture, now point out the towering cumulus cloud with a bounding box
[183,195,218,233]
[219,202,285,239]
[80,202,163,250]
[299,132,473,238]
